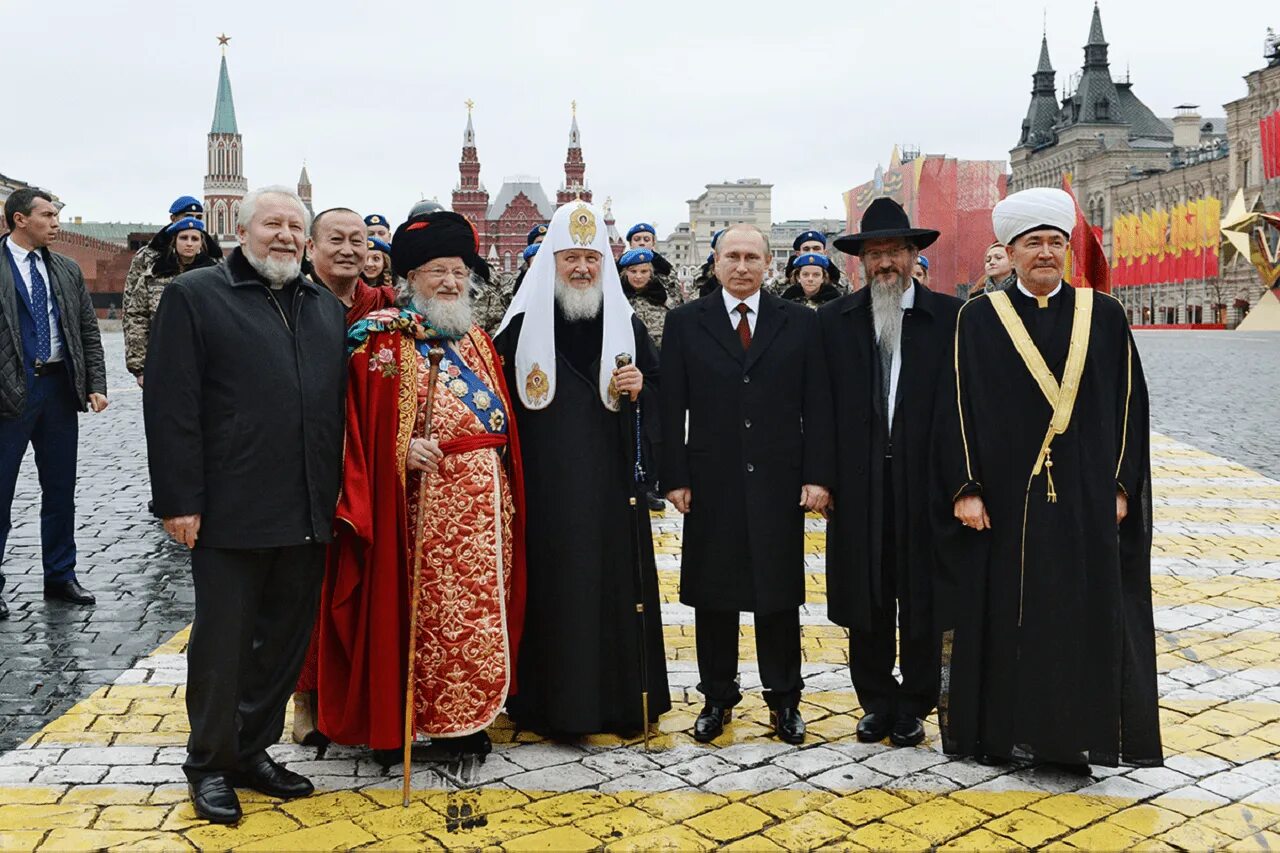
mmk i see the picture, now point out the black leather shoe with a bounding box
[770,707,806,745]
[976,753,1010,767]
[0,594,8,620]
[856,712,894,743]
[371,748,402,769]
[189,775,241,824]
[693,704,732,743]
[444,731,491,757]
[43,579,95,605]
[889,715,925,747]
[1044,760,1092,777]
[231,754,313,799]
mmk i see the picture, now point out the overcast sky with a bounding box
[6,1,1273,234]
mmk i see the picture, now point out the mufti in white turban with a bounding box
[992,187,1076,246]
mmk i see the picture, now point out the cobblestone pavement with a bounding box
[1137,330,1280,480]
[2,332,1280,850]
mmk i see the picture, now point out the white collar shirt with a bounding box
[722,286,762,335]
[886,283,916,425]
[5,239,64,362]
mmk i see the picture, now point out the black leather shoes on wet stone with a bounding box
[189,775,241,824]
[230,754,313,799]
[771,707,806,745]
[693,704,732,743]
[43,579,95,605]
[890,715,925,747]
[0,594,8,620]
[856,712,894,743]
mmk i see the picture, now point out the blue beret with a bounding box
[366,237,392,254]
[522,244,540,262]
[916,254,929,271]
[618,248,655,268]
[792,230,826,251]
[364,214,388,227]
[526,224,548,245]
[705,252,715,264]
[794,252,830,270]
[169,196,203,216]
[166,216,205,234]
[710,228,725,249]
[626,223,656,241]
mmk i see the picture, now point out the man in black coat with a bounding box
[0,188,109,620]
[662,223,835,745]
[819,198,962,748]
[144,186,347,824]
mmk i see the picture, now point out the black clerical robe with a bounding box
[494,310,671,734]
[933,283,1161,767]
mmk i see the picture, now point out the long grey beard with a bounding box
[555,277,603,321]
[869,277,905,357]
[244,246,301,288]
[412,291,474,340]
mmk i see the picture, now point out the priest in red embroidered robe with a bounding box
[315,210,526,759]
[933,188,1160,772]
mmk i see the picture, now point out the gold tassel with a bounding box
[1044,449,1058,503]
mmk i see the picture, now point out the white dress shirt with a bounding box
[1016,279,1062,305]
[884,283,916,426]
[722,287,762,336]
[6,239,64,362]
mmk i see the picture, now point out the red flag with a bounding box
[1061,175,1111,292]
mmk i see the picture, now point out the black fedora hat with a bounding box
[833,198,940,256]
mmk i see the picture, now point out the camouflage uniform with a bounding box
[628,291,671,349]
[121,246,162,376]
[473,274,515,335]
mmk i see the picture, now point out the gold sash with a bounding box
[988,286,1094,626]
[987,287,1094,502]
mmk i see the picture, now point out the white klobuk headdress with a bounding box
[496,200,636,411]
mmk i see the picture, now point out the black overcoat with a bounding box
[817,282,962,634]
[143,248,347,549]
[660,290,834,615]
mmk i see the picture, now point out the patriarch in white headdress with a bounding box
[496,200,636,411]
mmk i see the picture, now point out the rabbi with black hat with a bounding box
[818,197,961,749]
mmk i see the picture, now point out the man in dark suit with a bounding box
[819,198,962,748]
[144,185,347,824]
[661,223,835,745]
[0,188,109,620]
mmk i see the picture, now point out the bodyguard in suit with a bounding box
[144,186,346,824]
[819,198,962,748]
[0,189,109,620]
[661,223,834,745]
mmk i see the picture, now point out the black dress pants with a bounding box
[848,466,938,719]
[184,543,325,782]
[695,607,802,711]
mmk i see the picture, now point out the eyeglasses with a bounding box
[862,246,912,264]
[415,267,470,281]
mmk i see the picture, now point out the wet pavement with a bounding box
[0,330,1277,850]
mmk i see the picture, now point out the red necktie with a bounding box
[735,303,752,350]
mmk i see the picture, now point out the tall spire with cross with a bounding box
[558,101,590,206]
[453,100,489,241]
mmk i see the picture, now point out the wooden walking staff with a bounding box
[403,345,446,807]
[615,353,652,751]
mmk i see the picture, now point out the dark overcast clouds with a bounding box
[7,0,1272,233]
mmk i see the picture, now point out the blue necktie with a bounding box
[27,253,51,362]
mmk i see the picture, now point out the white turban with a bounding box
[495,200,636,411]
[992,187,1076,245]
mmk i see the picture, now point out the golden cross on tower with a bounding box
[217,33,231,55]
[465,98,475,115]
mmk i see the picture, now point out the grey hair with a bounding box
[715,222,771,257]
[237,185,311,231]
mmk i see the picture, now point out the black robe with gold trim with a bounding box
[932,283,1161,767]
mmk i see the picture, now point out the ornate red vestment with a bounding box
[314,310,526,748]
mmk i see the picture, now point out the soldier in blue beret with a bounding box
[364,214,391,244]
[526,223,548,246]
[781,253,840,309]
[362,236,394,290]
[912,254,930,287]
[169,196,204,221]
[792,230,826,254]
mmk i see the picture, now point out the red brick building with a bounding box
[452,108,622,273]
